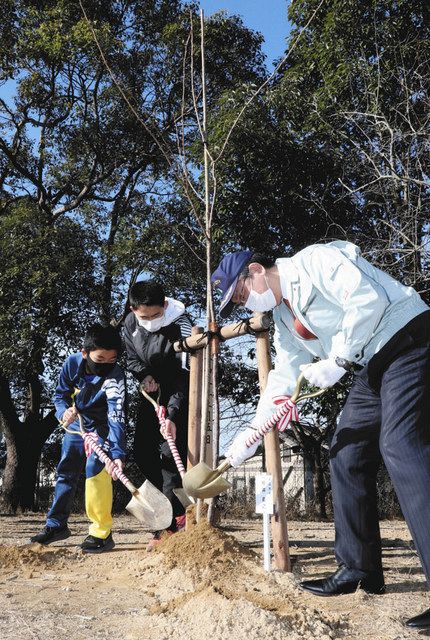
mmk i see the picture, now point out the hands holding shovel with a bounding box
[140,377,177,441]
[181,372,327,500]
[139,383,194,507]
[61,408,124,479]
[60,413,173,530]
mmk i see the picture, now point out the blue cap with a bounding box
[211,250,252,318]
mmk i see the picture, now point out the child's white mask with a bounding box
[137,314,165,332]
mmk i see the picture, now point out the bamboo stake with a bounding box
[199,8,220,525]
[198,6,212,474]
[196,344,208,524]
[254,314,291,572]
[200,346,211,465]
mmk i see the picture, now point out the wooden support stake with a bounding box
[254,316,291,572]
[187,326,204,470]
[187,327,204,528]
[207,322,220,525]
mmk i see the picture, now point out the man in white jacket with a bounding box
[212,242,430,629]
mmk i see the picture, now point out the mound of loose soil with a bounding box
[0,514,425,640]
[0,543,72,570]
[151,518,346,639]
[157,518,257,577]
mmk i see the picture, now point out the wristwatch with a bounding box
[335,357,357,372]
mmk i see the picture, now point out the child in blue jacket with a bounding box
[31,323,126,553]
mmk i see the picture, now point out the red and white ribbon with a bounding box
[272,395,299,432]
[244,396,300,448]
[82,432,129,486]
[84,431,99,458]
[154,403,186,477]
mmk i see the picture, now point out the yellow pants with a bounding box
[85,468,113,539]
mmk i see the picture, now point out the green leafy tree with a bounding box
[0,202,97,510]
[0,1,268,510]
[202,1,429,517]
[206,87,358,258]
[281,0,430,292]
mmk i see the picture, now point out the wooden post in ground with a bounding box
[207,321,220,525]
[178,315,272,527]
[187,326,204,469]
[186,327,204,529]
[254,316,291,572]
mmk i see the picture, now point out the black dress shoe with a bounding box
[405,608,430,629]
[300,565,385,597]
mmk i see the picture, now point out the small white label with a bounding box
[255,474,274,514]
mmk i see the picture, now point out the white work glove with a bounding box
[225,427,260,468]
[299,358,346,388]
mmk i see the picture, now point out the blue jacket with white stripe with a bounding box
[54,352,127,461]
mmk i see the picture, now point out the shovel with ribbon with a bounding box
[139,384,195,508]
[61,414,173,530]
[181,372,327,499]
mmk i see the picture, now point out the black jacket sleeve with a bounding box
[163,315,192,423]
[165,368,188,422]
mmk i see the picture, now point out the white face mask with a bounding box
[137,314,165,332]
[244,277,277,312]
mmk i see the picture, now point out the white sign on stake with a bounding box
[255,474,273,572]
[255,473,274,514]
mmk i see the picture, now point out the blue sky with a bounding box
[199,0,291,68]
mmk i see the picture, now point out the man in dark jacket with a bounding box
[123,280,192,549]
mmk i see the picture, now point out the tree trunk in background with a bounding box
[20,411,59,510]
[0,371,58,513]
[0,415,21,513]
[0,412,58,513]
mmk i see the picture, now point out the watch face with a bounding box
[335,357,351,371]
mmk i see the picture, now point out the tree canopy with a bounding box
[1,0,429,513]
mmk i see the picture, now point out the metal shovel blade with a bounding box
[126,480,173,530]
[173,488,193,508]
[182,461,232,499]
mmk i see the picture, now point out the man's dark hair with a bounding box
[83,323,122,353]
[240,252,276,276]
[129,280,165,308]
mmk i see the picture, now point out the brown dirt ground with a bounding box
[0,512,428,640]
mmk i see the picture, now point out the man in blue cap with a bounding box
[212,250,254,319]
[212,241,430,629]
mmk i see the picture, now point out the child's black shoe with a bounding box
[80,533,115,554]
[30,525,71,545]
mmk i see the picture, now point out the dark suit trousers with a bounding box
[330,310,430,583]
